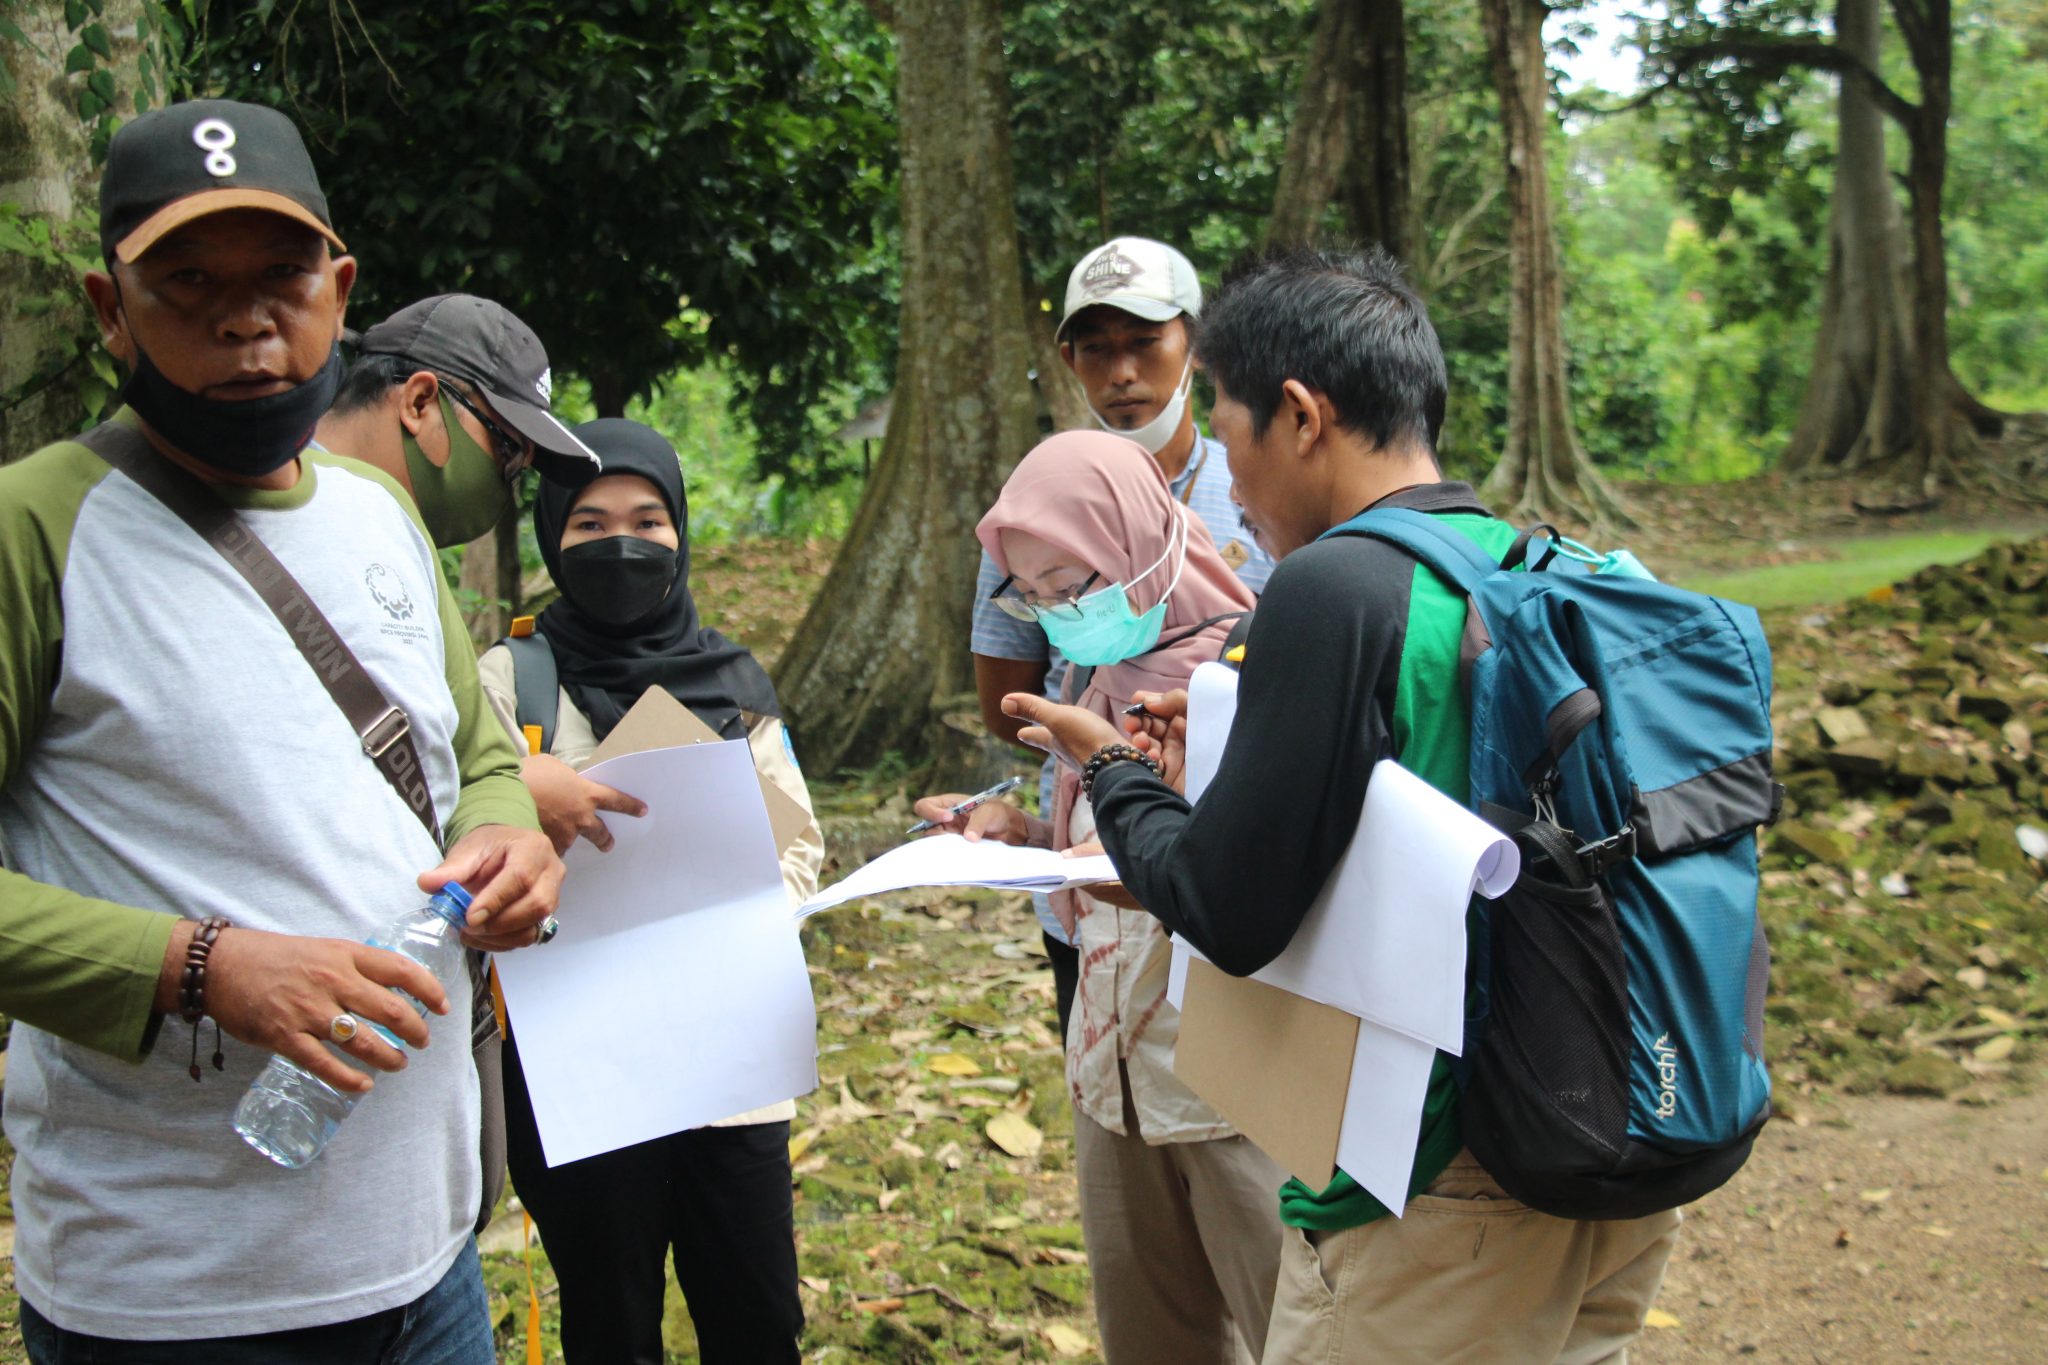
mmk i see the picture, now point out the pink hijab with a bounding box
[977,432,1254,911]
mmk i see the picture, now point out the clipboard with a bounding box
[1174,958,1358,1188]
[588,686,811,856]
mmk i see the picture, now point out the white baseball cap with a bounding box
[1056,237,1202,342]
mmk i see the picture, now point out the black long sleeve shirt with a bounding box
[1091,482,1494,975]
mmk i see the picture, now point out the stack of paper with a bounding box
[797,834,1117,919]
[494,736,818,1168]
[1168,662,1520,1214]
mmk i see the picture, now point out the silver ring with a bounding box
[535,915,561,945]
[328,1013,360,1044]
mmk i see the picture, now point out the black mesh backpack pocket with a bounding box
[1464,824,1631,1195]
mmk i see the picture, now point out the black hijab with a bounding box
[535,418,780,741]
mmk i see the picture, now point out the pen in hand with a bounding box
[907,776,1025,836]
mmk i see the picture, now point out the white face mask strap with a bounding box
[1125,505,1190,602]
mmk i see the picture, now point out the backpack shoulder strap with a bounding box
[500,631,560,756]
[1324,506,1497,595]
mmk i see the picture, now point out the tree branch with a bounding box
[1889,0,1930,67]
[1605,35,1919,130]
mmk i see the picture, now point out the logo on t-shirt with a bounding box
[365,564,416,621]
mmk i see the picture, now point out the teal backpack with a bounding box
[1326,508,1780,1220]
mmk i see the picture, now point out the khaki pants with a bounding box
[1074,1066,1288,1365]
[1261,1150,1681,1365]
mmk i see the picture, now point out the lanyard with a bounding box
[1174,441,1211,506]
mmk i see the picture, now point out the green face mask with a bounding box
[401,391,513,546]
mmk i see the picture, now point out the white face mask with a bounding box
[1091,359,1193,456]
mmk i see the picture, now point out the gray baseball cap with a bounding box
[358,294,600,483]
[1056,237,1203,342]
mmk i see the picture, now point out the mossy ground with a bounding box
[2,525,2045,1363]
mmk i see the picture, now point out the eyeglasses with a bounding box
[440,380,533,484]
[988,571,1102,622]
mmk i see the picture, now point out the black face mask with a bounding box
[557,535,678,628]
[120,342,343,477]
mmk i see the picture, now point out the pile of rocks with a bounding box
[1770,538,2048,876]
[1756,538,2048,1099]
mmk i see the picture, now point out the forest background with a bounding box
[5,4,2048,1362]
[5,0,2045,777]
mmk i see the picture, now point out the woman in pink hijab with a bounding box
[914,431,1286,1365]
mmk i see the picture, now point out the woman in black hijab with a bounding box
[477,418,820,1365]
[532,417,781,743]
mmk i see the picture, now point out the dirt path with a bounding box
[1635,1090,2048,1364]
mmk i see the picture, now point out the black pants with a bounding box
[1046,928,1080,1043]
[502,1036,803,1365]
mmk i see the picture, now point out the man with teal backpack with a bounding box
[1008,244,1776,1362]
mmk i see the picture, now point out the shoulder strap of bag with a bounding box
[1329,506,1497,595]
[500,632,560,757]
[77,422,442,844]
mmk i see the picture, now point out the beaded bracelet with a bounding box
[1080,742,1162,800]
[179,916,230,1082]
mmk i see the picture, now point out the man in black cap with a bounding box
[0,98,559,1360]
[316,294,601,547]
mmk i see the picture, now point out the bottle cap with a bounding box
[439,881,474,910]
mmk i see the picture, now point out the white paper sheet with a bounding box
[493,739,819,1167]
[1182,661,1242,804]
[1335,1019,1441,1216]
[796,834,1118,919]
[1179,665,1519,1052]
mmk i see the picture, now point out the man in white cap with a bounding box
[970,237,1273,1034]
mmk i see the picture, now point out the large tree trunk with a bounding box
[1026,296,1092,433]
[1266,0,1355,248]
[0,0,145,460]
[1782,0,2001,493]
[454,505,523,646]
[772,0,1038,776]
[1342,0,1410,260]
[1780,0,1918,479]
[1266,0,1411,255]
[1477,0,1629,529]
[1895,0,2005,484]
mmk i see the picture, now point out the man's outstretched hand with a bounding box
[1001,693,1125,772]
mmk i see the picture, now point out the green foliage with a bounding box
[1943,1,2048,403]
[558,364,865,543]
[0,202,122,424]
[193,0,896,486]
[1005,0,1311,299]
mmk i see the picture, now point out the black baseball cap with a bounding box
[99,98,346,265]
[357,294,601,482]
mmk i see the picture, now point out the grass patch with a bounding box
[1675,530,2025,609]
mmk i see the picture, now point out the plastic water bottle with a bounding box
[234,882,474,1168]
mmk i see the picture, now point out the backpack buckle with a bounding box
[1575,823,1637,878]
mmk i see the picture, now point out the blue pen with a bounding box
[907,776,1025,836]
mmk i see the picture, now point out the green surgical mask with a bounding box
[402,391,512,546]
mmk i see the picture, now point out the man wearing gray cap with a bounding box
[315,294,601,547]
[314,294,607,1239]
